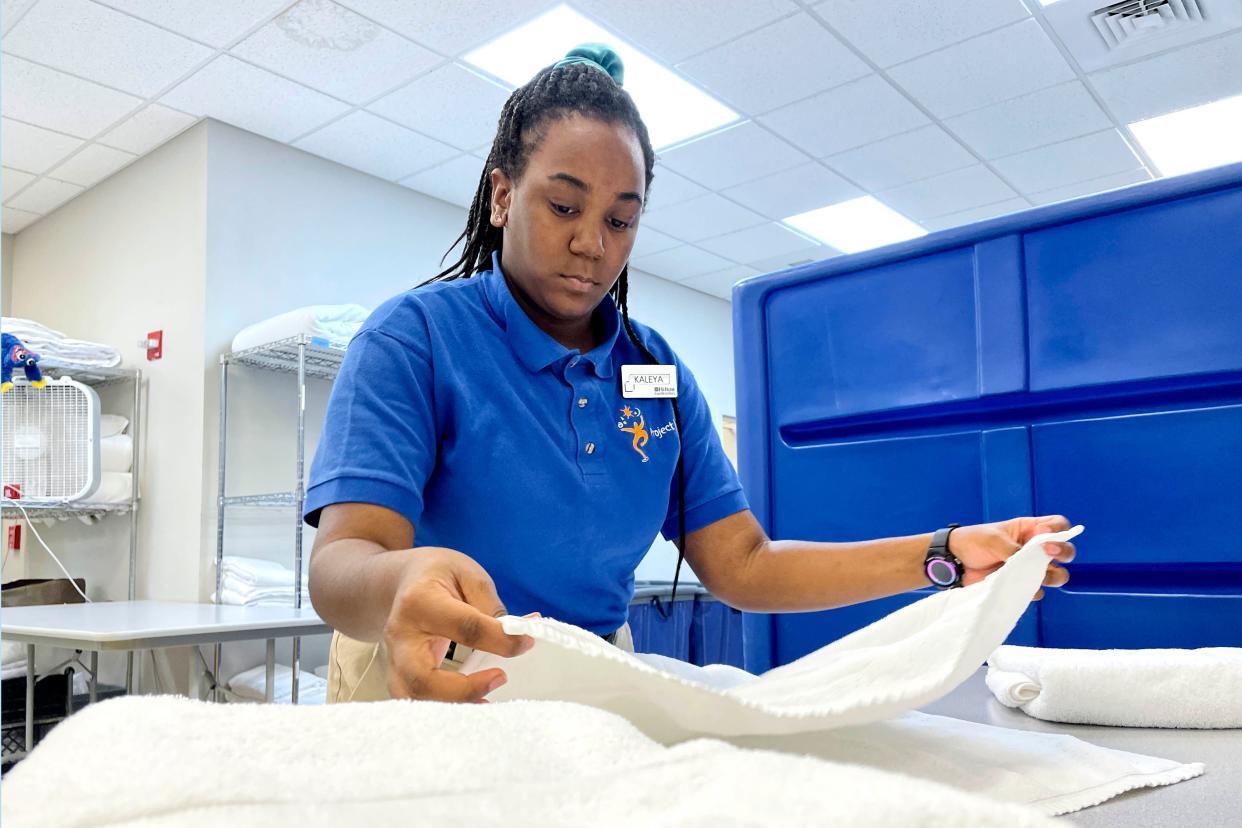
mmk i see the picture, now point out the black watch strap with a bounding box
[925,523,963,589]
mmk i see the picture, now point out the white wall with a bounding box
[2,232,13,312]
[5,122,209,689]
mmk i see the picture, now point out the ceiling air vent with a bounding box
[1090,0,1205,50]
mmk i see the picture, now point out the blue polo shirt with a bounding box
[304,252,748,634]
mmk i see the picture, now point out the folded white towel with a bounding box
[216,585,310,607]
[0,695,1063,828]
[2,317,122,368]
[226,663,326,705]
[230,304,369,353]
[986,645,1242,728]
[99,414,129,438]
[100,435,132,473]
[219,556,306,589]
[82,472,132,504]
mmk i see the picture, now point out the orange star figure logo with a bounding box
[617,405,650,463]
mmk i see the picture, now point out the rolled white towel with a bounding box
[986,645,1242,728]
[100,434,132,473]
[83,472,132,504]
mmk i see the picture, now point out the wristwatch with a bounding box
[924,524,963,589]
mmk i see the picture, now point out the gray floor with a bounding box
[920,667,1241,826]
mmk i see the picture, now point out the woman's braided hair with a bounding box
[424,51,690,613]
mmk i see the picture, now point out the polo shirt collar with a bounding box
[483,250,620,378]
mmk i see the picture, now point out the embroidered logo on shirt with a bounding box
[616,405,650,463]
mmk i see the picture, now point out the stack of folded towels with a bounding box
[226,663,327,705]
[213,556,309,607]
[2,317,122,368]
[230,304,371,353]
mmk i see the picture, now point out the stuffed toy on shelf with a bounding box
[2,332,47,392]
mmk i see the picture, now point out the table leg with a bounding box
[265,639,275,704]
[291,636,300,705]
[25,644,35,755]
[89,651,98,704]
[126,651,135,694]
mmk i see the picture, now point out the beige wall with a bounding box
[2,233,13,313]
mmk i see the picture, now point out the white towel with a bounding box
[2,317,122,368]
[227,663,326,705]
[460,526,1203,815]
[986,645,1242,728]
[219,556,307,590]
[100,434,132,473]
[215,585,311,608]
[82,472,132,504]
[0,695,1062,828]
[230,304,369,353]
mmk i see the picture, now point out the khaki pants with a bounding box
[327,622,634,703]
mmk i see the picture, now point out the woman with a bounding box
[304,45,1075,704]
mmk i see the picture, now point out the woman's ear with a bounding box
[490,167,513,228]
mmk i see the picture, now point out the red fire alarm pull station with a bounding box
[7,524,21,552]
[145,330,163,361]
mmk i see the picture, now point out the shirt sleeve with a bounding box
[303,325,437,529]
[660,357,749,541]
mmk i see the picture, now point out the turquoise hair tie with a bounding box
[554,43,624,86]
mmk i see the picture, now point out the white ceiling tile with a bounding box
[813,0,1030,67]
[888,19,1075,119]
[3,206,42,233]
[645,165,707,211]
[368,63,509,151]
[629,244,734,281]
[749,245,837,274]
[825,125,975,191]
[640,192,764,242]
[991,130,1142,194]
[48,143,138,187]
[679,265,763,300]
[920,198,1029,232]
[96,0,292,47]
[2,0,38,34]
[1088,30,1242,124]
[944,81,1113,160]
[675,13,868,115]
[658,122,808,191]
[573,0,797,64]
[3,167,38,202]
[629,226,680,259]
[758,75,929,157]
[400,153,487,208]
[337,0,555,56]
[1,118,84,174]
[1027,169,1152,207]
[4,0,213,97]
[97,104,198,154]
[1,54,142,138]
[721,161,861,220]
[295,110,457,181]
[162,55,350,142]
[878,164,1017,221]
[232,1,441,105]
[6,177,84,214]
[696,222,819,264]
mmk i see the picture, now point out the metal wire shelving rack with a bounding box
[213,335,344,703]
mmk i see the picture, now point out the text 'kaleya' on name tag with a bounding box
[621,364,678,399]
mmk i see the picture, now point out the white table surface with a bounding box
[921,667,1242,826]
[1,600,331,650]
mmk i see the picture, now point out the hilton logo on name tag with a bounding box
[621,364,678,399]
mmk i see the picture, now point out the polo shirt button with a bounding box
[568,356,580,368]
[585,442,596,454]
[577,397,588,408]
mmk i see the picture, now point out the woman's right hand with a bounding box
[382,547,535,702]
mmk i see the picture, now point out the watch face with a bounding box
[926,558,958,586]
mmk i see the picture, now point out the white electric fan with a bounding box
[1,377,102,503]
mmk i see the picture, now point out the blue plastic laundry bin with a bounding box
[627,583,695,660]
[733,161,1242,672]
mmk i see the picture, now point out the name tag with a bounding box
[622,364,678,399]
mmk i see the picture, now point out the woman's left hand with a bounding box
[948,515,1076,599]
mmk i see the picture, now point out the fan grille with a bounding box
[2,381,99,502]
